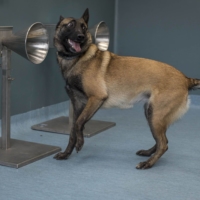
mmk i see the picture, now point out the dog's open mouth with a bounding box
[68,39,82,53]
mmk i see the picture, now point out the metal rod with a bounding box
[1,46,12,149]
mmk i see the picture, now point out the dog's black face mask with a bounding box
[61,19,87,53]
[56,8,90,56]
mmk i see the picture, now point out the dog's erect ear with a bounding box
[82,8,89,24]
[59,15,64,22]
[56,15,65,29]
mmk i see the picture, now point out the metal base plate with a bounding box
[31,116,116,138]
[0,138,61,168]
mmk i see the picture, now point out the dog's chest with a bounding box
[66,74,88,104]
[66,75,84,92]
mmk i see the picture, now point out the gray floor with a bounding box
[0,95,200,200]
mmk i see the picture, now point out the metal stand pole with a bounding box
[1,46,11,149]
[0,27,61,168]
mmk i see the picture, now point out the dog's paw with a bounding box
[75,138,84,153]
[136,150,152,157]
[54,152,70,160]
[136,161,152,169]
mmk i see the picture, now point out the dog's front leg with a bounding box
[54,85,85,160]
[75,96,105,152]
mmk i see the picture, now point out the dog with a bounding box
[53,8,200,169]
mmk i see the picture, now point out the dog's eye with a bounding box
[82,25,87,31]
[67,21,74,28]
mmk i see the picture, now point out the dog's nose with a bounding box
[77,34,85,41]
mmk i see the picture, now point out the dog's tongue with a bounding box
[73,42,81,52]
[69,39,81,52]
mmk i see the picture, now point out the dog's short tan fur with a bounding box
[54,9,200,169]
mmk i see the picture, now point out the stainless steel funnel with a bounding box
[2,22,49,64]
[89,21,110,51]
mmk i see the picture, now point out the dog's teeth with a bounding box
[68,39,71,44]
[68,39,75,48]
[68,39,73,45]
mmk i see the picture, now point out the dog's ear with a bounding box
[56,15,65,29]
[59,15,64,22]
[82,8,89,24]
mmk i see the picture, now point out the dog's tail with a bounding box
[187,77,200,90]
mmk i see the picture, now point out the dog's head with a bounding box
[54,8,92,56]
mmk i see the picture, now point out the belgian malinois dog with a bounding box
[53,8,200,169]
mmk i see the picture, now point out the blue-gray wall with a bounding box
[115,0,200,95]
[0,0,115,117]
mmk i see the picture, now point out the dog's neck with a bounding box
[57,51,81,60]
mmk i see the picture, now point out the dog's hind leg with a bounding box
[138,102,168,168]
[136,103,168,157]
[136,93,189,169]
[136,120,168,169]
[136,103,157,157]
[136,145,156,157]
[136,135,168,157]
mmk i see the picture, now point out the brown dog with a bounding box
[54,8,200,169]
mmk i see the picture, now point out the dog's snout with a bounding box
[77,34,85,41]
